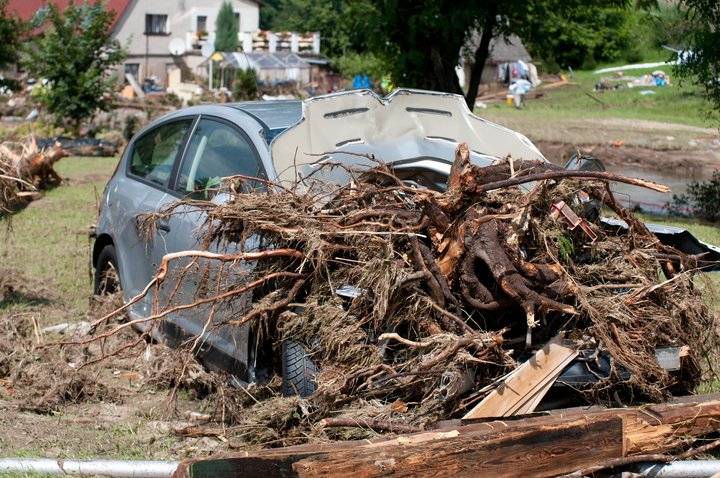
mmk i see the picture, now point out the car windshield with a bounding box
[230,101,302,145]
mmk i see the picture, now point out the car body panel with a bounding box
[271,89,546,187]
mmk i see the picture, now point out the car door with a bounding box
[113,117,195,320]
[154,116,269,377]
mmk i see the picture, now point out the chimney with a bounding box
[291,32,299,53]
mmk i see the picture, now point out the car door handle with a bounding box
[157,220,170,233]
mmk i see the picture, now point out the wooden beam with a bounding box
[173,394,720,478]
[293,416,622,478]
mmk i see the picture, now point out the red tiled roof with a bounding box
[6,0,132,31]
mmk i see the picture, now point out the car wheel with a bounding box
[94,244,121,295]
[281,340,318,398]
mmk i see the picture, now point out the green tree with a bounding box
[233,68,257,100]
[215,1,239,52]
[672,1,720,119]
[21,1,125,134]
[332,52,386,81]
[0,0,25,91]
[366,0,656,108]
[515,3,643,70]
[259,0,280,30]
[270,0,377,59]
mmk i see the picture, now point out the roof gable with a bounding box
[6,0,132,30]
[464,32,532,63]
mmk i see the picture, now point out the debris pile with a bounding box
[36,136,119,157]
[0,137,70,215]
[119,144,717,441]
[0,142,30,216]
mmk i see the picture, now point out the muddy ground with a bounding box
[0,120,718,463]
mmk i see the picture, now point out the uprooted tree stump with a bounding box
[79,142,718,444]
[0,137,69,210]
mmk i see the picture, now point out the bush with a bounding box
[233,68,258,101]
[332,52,386,84]
[670,170,720,222]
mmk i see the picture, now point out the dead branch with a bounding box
[318,417,422,434]
[474,167,671,193]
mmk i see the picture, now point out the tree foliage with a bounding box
[233,68,257,101]
[259,0,280,30]
[332,52,386,82]
[515,3,643,70]
[215,1,239,52]
[672,1,720,119]
[365,0,653,107]
[0,0,25,91]
[270,0,376,59]
[267,0,656,106]
[21,1,126,133]
[369,0,482,97]
[671,170,720,222]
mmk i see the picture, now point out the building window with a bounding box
[31,6,49,27]
[196,15,207,33]
[124,63,140,82]
[234,12,240,29]
[145,14,168,35]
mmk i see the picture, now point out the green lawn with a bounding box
[479,62,716,140]
[636,212,720,245]
[0,156,119,322]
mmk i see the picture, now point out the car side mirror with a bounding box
[564,152,605,172]
[564,152,604,222]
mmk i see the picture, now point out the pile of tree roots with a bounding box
[0,142,29,217]
[122,144,717,438]
[0,137,69,217]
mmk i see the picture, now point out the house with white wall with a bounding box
[112,0,262,86]
[9,0,264,86]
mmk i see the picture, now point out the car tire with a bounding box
[281,340,318,398]
[94,244,121,295]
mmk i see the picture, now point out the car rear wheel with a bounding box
[281,340,318,398]
[94,244,121,295]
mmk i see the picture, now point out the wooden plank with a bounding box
[293,415,622,478]
[463,335,578,419]
[181,416,622,478]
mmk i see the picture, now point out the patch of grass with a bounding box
[635,212,720,245]
[479,62,715,146]
[697,380,720,394]
[0,156,118,324]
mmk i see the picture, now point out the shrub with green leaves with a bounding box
[671,170,720,222]
[233,68,258,101]
[21,1,126,135]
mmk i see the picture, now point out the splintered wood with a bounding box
[463,334,578,419]
[174,395,720,478]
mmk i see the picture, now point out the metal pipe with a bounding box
[0,458,179,477]
[636,460,720,478]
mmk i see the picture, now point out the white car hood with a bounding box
[270,89,546,186]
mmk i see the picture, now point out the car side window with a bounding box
[176,118,266,198]
[129,119,193,187]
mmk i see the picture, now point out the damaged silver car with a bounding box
[91,89,720,397]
